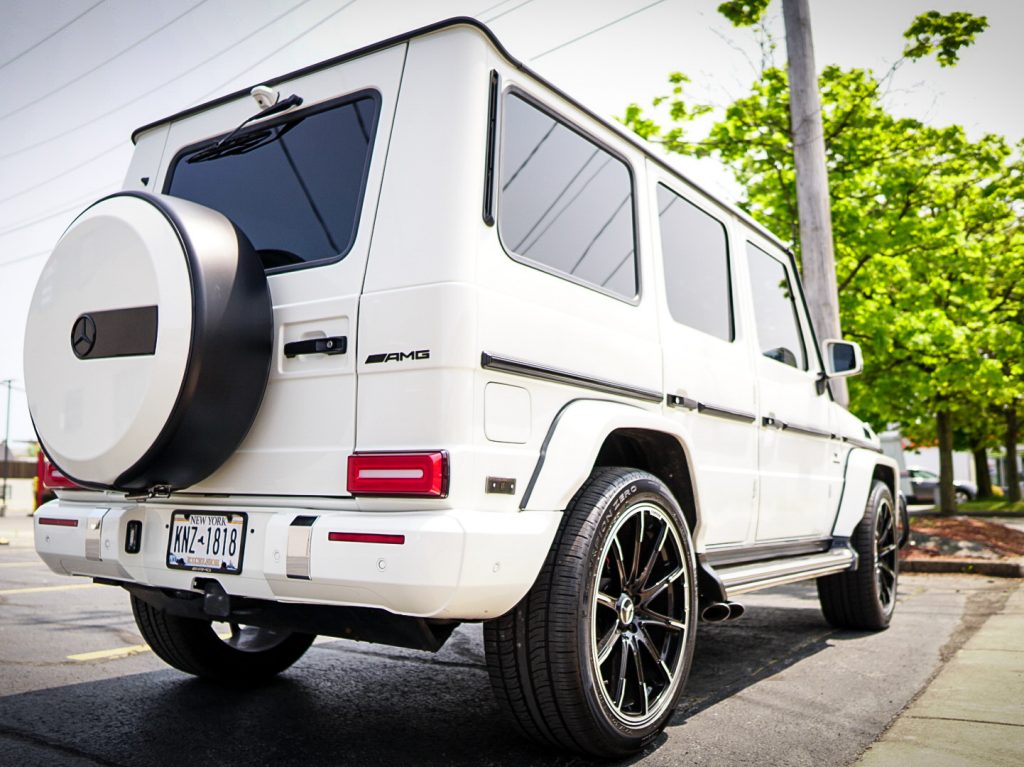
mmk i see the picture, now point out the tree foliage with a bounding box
[717,0,771,27]
[903,11,989,66]
[620,54,1023,449]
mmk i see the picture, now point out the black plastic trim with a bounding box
[482,69,499,226]
[703,537,832,567]
[782,422,834,440]
[71,305,158,360]
[842,435,882,453]
[130,17,791,255]
[518,398,578,510]
[283,336,347,357]
[482,352,662,403]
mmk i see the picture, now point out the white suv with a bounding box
[26,18,904,758]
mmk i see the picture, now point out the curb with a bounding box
[910,510,1024,518]
[900,557,1024,578]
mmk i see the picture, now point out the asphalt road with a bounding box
[0,515,1015,767]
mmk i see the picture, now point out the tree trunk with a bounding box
[781,0,847,407]
[937,410,956,514]
[1006,405,1021,503]
[972,447,993,499]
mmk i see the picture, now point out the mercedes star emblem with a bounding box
[71,315,96,358]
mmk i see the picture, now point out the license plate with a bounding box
[166,512,247,574]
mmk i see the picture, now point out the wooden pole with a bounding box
[781,0,847,406]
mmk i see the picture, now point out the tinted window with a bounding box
[657,185,732,340]
[498,94,636,298]
[747,243,807,369]
[167,94,379,271]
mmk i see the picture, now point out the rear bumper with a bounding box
[34,499,561,620]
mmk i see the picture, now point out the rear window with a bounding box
[166,92,379,272]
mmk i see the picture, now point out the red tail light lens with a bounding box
[328,532,405,545]
[40,456,78,490]
[347,452,448,497]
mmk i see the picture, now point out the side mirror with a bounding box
[823,339,863,378]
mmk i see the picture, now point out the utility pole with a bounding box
[781,0,848,407]
[1,378,11,517]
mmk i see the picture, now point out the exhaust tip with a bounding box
[727,601,745,621]
[701,602,731,623]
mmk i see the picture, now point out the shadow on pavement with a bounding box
[0,585,853,767]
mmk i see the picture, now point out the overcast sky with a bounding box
[1,0,1020,443]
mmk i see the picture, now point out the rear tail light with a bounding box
[347,452,448,497]
[38,517,79,527]
[328,532,405,545]
[39,455,78,490]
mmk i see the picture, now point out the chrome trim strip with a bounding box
[482,353,662,403]
[286,515,317,580]
[85,509,108,562]
[716,548,855,597]
[783,422,834,440]
[842,436,882,453]
[666,395,756,423]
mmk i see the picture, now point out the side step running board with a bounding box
[716,544,857,598]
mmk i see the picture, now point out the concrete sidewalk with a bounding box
[856,580,1024,766]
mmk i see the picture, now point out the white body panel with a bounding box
[33,21,895,622]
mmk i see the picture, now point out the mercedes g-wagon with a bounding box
[26,18,904,758]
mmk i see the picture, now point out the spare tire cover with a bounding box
[24,191,273,492]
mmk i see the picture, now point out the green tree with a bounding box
[622,24,1021,514]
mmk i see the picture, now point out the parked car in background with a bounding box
[903,467,976,504]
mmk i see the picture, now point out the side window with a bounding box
[747,243,807,370]
[498,93,637,299]
[656,185,733,341]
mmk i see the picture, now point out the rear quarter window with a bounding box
[497,93,637,300]
[165,92,380,273]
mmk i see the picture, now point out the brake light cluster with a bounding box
[347,452,448,497]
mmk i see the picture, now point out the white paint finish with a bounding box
[24,196,192,483]
[362,26,488,293]
[484,383,531,444]
[184,43,407,496]
[833,449,899,537]
[35,498,561,620]
[650,165,759,546]
[122,126,169,192]
[746,236,837,541]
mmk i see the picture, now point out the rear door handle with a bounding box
[283,336,347,357]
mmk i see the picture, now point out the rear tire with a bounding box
[484,468,697,758]
[817,479,898,630]
[130,595,314,684]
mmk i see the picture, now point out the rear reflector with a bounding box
[38,517,79,527]
[328,532,405,545]
[347,452,448,497]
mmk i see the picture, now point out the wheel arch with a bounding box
[833,449,899,538]
[520,399,701,537]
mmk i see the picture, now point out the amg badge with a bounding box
[365,350,431,364]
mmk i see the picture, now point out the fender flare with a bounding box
[832,448,900,537]
[519,398,701,521]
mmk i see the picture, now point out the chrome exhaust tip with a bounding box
[726,601,745,620]
[701,602,731,623]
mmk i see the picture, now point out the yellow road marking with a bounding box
[0,583,99,595]
[69,632,231,662]
[0,560,45,568]
[69,643,151,662]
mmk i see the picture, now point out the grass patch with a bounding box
[956,499,1024,515]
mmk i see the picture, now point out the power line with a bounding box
[531,0,671,61]
[190,0,358,106]
[0,249,50,269]
[484,0,536,24]
[0,0,314,161]
[0,0,357,210]
[474,0,517,16]
[0,182,117,237]
[0,143,123,206]
[0,0,212,123]
[0,0,107,71]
